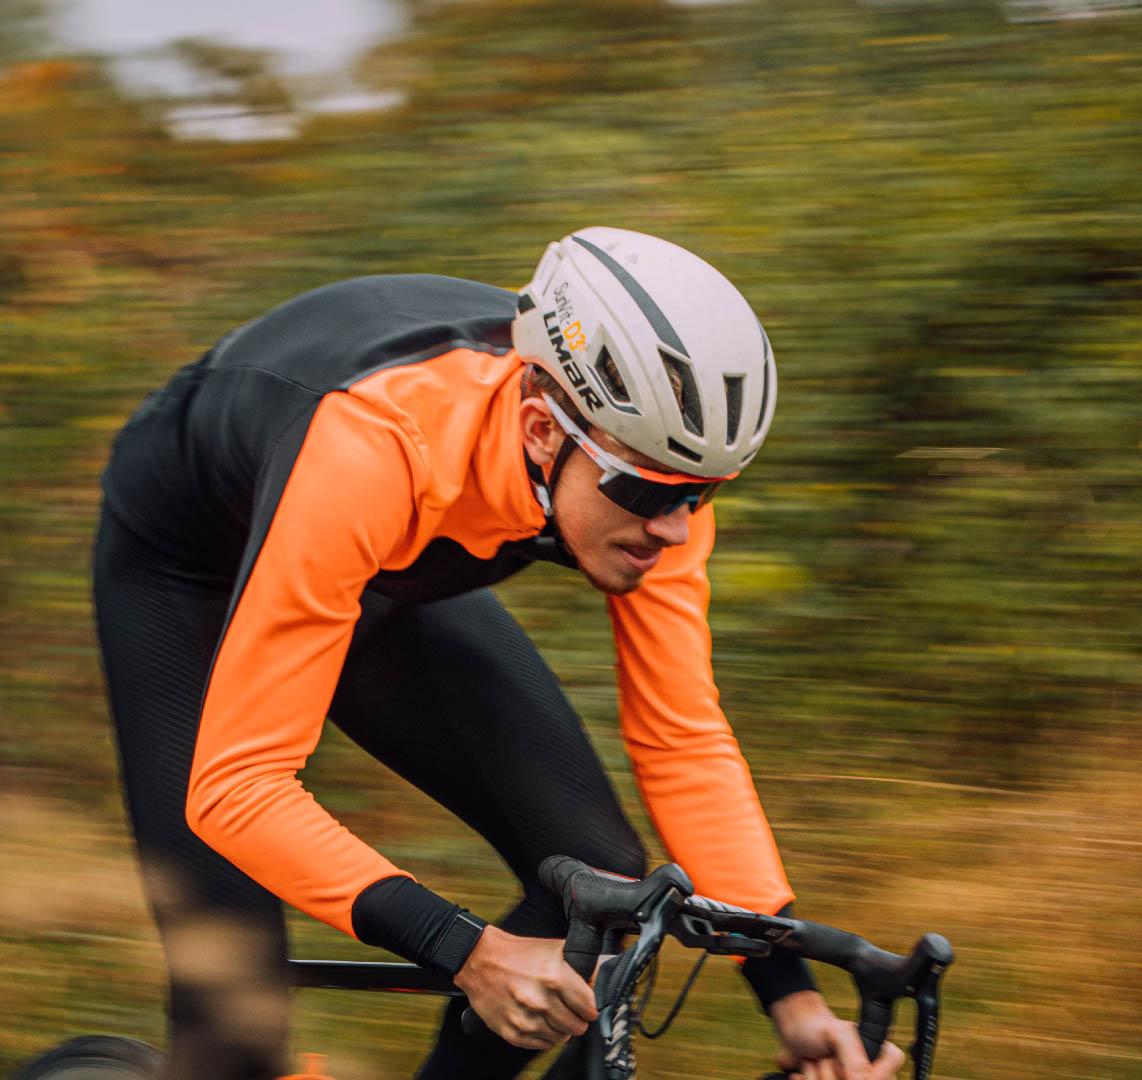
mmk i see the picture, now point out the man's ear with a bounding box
[521,396,562,467]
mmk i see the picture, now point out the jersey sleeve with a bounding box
[606,505,795,915]
[185,391,426,938]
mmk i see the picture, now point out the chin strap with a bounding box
[525,451,554,516]
[525,438,576,518]
[523,443,579,568]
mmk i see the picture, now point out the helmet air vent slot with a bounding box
[667,438,703,464]
[723,375,743,445]
[658,351,704,437]
[595,346,631,404]
[753,354,771,435]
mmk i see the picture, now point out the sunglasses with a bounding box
[543,394,735,519]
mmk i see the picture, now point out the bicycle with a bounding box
[13,858,953,1080]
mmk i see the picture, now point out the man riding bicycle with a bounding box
[94,227,905,1080]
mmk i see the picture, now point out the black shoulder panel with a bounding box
[206,275,518,392]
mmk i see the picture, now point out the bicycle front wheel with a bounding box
[12,1036,163,1080]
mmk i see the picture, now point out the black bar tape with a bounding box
[741,904,819,1013]
[563,917,604,981]
[858,997,893,1062]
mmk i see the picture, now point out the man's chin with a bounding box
[579,561,643,596]
[560,534,642,595]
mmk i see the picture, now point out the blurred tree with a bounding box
[2,3,1141,1072]
[0,0,46,66]
[171,37,292,112]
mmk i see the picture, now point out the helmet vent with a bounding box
[753,354,771,435]
[658,351,704,437]
[595,347,631,404]
[667,437,703,464]
[724,375,743,445]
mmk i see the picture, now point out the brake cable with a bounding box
[636,951,708,1040]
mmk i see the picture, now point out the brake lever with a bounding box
[907,935,952,1080]
[576,884,687,1080]
[853,933,953,1080]
[595,885,688,1042]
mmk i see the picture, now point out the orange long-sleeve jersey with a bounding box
[102,274,794,950]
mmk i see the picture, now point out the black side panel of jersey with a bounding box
[205,275,517,390]
[365,534,575,605]
[221,395,325,629]
[102,357,319,574]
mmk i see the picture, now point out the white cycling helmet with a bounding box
[512,226,776,478]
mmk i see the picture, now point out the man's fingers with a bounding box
[532,1019,572,1046]
[497,1019,557,1051]
[869,1040,906,1079]
[775,1048,799,1072]
[510,1034,556,1051]
[827,1024,874,1080]
[508,1002,575,1046]
[814,1059,840,1080]
[543,996,591,1037]
[556,967,599,1022]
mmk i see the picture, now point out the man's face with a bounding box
[551,427,692,596]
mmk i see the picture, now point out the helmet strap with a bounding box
[522,444,579,569]
[524,449,552,516]
[547,434,577,503]
[524,432,576,518]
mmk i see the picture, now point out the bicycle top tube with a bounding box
[287,959,460,995]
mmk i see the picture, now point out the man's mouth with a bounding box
[617,544,662,573]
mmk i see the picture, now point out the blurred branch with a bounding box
[170,37,292,111]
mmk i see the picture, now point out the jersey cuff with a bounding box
[740,903,819,1013]
[351,876,478,972]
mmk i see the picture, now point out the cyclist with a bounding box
[93,227,904,1080]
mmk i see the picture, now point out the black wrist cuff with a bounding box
[352,876,469,968]
[427,909,488,977]
[741,904,819,1013]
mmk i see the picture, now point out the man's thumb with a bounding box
[774,1048,800,1072]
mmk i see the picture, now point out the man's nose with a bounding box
[643,504,690,546]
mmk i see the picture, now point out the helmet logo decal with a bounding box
[552,283,588,352]
[544,309,603,413]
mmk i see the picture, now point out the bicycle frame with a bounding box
[288,959,459,995]
[13,867,951,1080]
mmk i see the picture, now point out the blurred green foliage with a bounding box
[1,1,1139,1077]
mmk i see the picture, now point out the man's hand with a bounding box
[453,925,598,1051]
[770,990,906,1080]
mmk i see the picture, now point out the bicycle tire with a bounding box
[12,1036,163,1080]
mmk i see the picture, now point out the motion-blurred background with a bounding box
[1,1,1139,1076]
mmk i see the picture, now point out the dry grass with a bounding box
[0,794,149,932]
[5,739,1140,1078]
